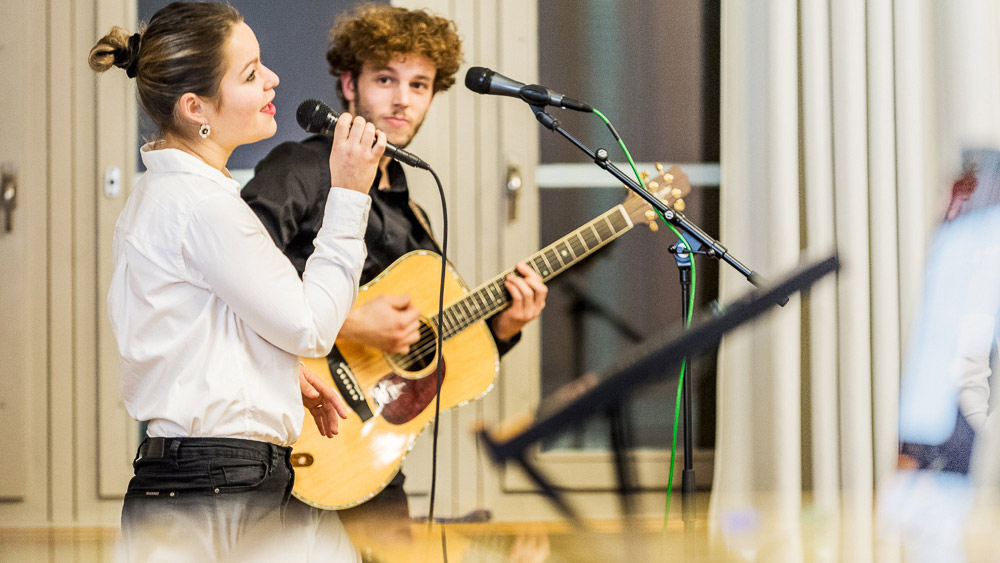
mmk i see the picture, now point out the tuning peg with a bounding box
[647,180,660,190]
[671,187,683,199]
[655,162,664,172]
[644,211,660,231]
[662,173,674,184]
[639,171,650,181]
[673,198,685,212]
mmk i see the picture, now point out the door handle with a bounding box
[1,167,16,234]
[505,164,522,222]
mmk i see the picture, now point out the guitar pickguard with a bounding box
[372,358,447,425]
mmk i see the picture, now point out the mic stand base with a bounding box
[681,468,696,529]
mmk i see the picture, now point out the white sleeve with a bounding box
[950,312,996,430]
[181,188,370,357]
[949,246,1000,431]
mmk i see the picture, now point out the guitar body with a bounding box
[290,165,689,510]
[292,251,499,509]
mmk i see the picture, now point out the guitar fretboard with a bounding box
[433,204,634,339]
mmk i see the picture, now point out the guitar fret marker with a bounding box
[531,256,547,277]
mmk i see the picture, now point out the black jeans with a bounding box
[121,437,294,562]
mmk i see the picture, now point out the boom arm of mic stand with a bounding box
[529,105,788,306]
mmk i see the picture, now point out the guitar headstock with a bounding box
[623,163,692,231]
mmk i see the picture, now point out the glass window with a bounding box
[537,0,720,453]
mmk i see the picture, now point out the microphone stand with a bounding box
[670,239,699,528]
[528,103,785,526]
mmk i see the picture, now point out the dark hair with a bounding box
[88,2,243,138]
[326,3,463,108]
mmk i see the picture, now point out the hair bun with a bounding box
[113,32,142,78]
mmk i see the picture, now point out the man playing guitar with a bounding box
[241,2,547,553]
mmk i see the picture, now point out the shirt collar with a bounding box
[139,141,242,193]
[373,159,408,195]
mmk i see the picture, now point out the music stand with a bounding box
[477,254,839,527]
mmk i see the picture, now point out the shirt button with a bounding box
[214,488,220,494]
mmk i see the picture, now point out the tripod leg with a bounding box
[608,405,636,519]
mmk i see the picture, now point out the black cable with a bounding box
[425,166,448,537]
[441,525,449,563]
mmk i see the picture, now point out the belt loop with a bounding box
[147,436,165,458]
[167,438,182,468]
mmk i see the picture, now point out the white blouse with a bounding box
[108,144,370,445]
[900,206,1000,443]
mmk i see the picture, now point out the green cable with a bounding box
[592,109,696,530]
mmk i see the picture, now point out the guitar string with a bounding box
[336,210,637,377]
[344,238,588,375]
[333,199,669,380]
[342,290,510,375]
[340,253,547,375]
[332,279,513,376]
[379,208,635,369]
[334,180,677,378]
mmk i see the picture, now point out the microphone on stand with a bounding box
[464,66,593,112]
[295,99,430,170]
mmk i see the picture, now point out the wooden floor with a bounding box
[2,490,997,562]
[1,519,725,563]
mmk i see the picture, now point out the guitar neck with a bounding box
[434,204,636,339]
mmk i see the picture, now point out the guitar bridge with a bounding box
[326,347,374,422]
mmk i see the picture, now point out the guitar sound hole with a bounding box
[388,319,438,376]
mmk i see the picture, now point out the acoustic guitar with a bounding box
[292,165,690,509]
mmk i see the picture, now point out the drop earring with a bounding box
[199,123,211,139]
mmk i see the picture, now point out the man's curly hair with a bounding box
[327,3,464,108]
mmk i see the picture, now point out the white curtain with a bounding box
[710,0,1000,560]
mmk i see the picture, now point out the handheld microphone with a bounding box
[295,99,430,170]
[464,66,593,112]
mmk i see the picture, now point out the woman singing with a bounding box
[89,3,385,560]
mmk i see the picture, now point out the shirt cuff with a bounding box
[488,321,522,358]
[322,188,372,239]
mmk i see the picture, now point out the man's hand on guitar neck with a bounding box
[339,294,422,353]
[490,262,548,342]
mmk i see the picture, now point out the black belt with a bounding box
[138,436,289,461]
